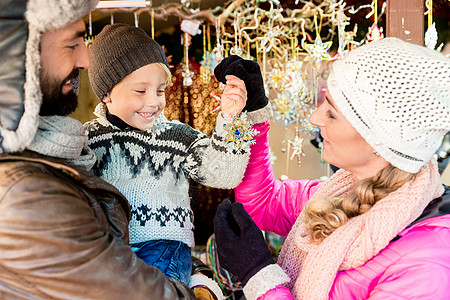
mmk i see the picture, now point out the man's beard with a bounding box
[39,69,80,116]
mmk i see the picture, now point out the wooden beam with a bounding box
[386,0,424,45]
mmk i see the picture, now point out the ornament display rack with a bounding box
[85,0,448,179]
[88,0,402,180]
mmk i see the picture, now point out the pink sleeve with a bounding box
[234,121,322,237]
[258,286,293,300]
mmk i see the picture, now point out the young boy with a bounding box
[84,24,270,287]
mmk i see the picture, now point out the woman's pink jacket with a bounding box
[234,121,450,299]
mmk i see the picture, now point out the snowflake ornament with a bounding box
[223,113,258,152]
[300,113,319,137]
[273,92,297,128]
[303,37,332,69]
[267,68,289,90]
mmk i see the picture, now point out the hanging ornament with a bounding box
[424,0,443,51]
[181,32,194,86]
[334,4,354,58]
[200,25,212,84]
[366,0,384,43]
[303,37,332,70]
[213,17,224,62]
[425,23,438,50]
[303,13,332,69]
[284,60,311,107]
[230,13,243,56]
[300,112,319,137]
[203,25,219,71]
[222,113,258,153]
[288,129,306,166]
[200,65,211,85]
[366,23,384,43]
[266,67,289,91]
[84,13,94,48]
[182,67,194,87]
[273,91,297,129]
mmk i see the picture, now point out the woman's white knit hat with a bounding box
[328,37,450,173]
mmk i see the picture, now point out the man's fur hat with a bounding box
[0,0,98,153]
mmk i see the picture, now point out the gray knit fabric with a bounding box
[28,116,96,170]
[88,24,169,101]
[84,104,251,246]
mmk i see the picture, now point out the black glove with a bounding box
[214,55,268,112]
[213,199,274,286]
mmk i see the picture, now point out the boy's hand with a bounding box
[214,55,268,112]
[220,75,247,117]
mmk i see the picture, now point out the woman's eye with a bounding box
[66,44,78,50]
[327,110,335,119]
[135,90,146,94]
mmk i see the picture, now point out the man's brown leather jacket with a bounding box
[0,151,195,299]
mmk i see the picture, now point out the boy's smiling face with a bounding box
[103,63,167,130]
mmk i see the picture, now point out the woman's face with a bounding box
[309,90,388,179]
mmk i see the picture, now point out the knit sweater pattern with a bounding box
[84,105,250,247]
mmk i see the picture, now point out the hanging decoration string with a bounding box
[206,235,243,297]
[151,8,155,38]
[424,0,440,50]
[207,24,211,52]
[425,0,433,27]
[84,13,94,47]
[200,24,212,84]
[134,12,139,27]
[374,0,378,25]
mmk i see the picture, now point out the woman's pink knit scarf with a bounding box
[277,158,444,300]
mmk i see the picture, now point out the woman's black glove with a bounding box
[214,55,268,112]
[213,199,274,286]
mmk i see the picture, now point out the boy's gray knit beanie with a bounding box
[88,23,169,101]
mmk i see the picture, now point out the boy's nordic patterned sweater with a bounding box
[84,103,260,247]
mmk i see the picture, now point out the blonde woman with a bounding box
[214,38,450,299]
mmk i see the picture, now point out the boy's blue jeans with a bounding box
[130,240,192,285]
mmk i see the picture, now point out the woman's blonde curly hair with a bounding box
[303,165,416,243]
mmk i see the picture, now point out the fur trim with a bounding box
[0,0,98,153]
[243,264,290,300]
[190,273,224,300]
[26,0,98,32]
[246,102,273,125]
